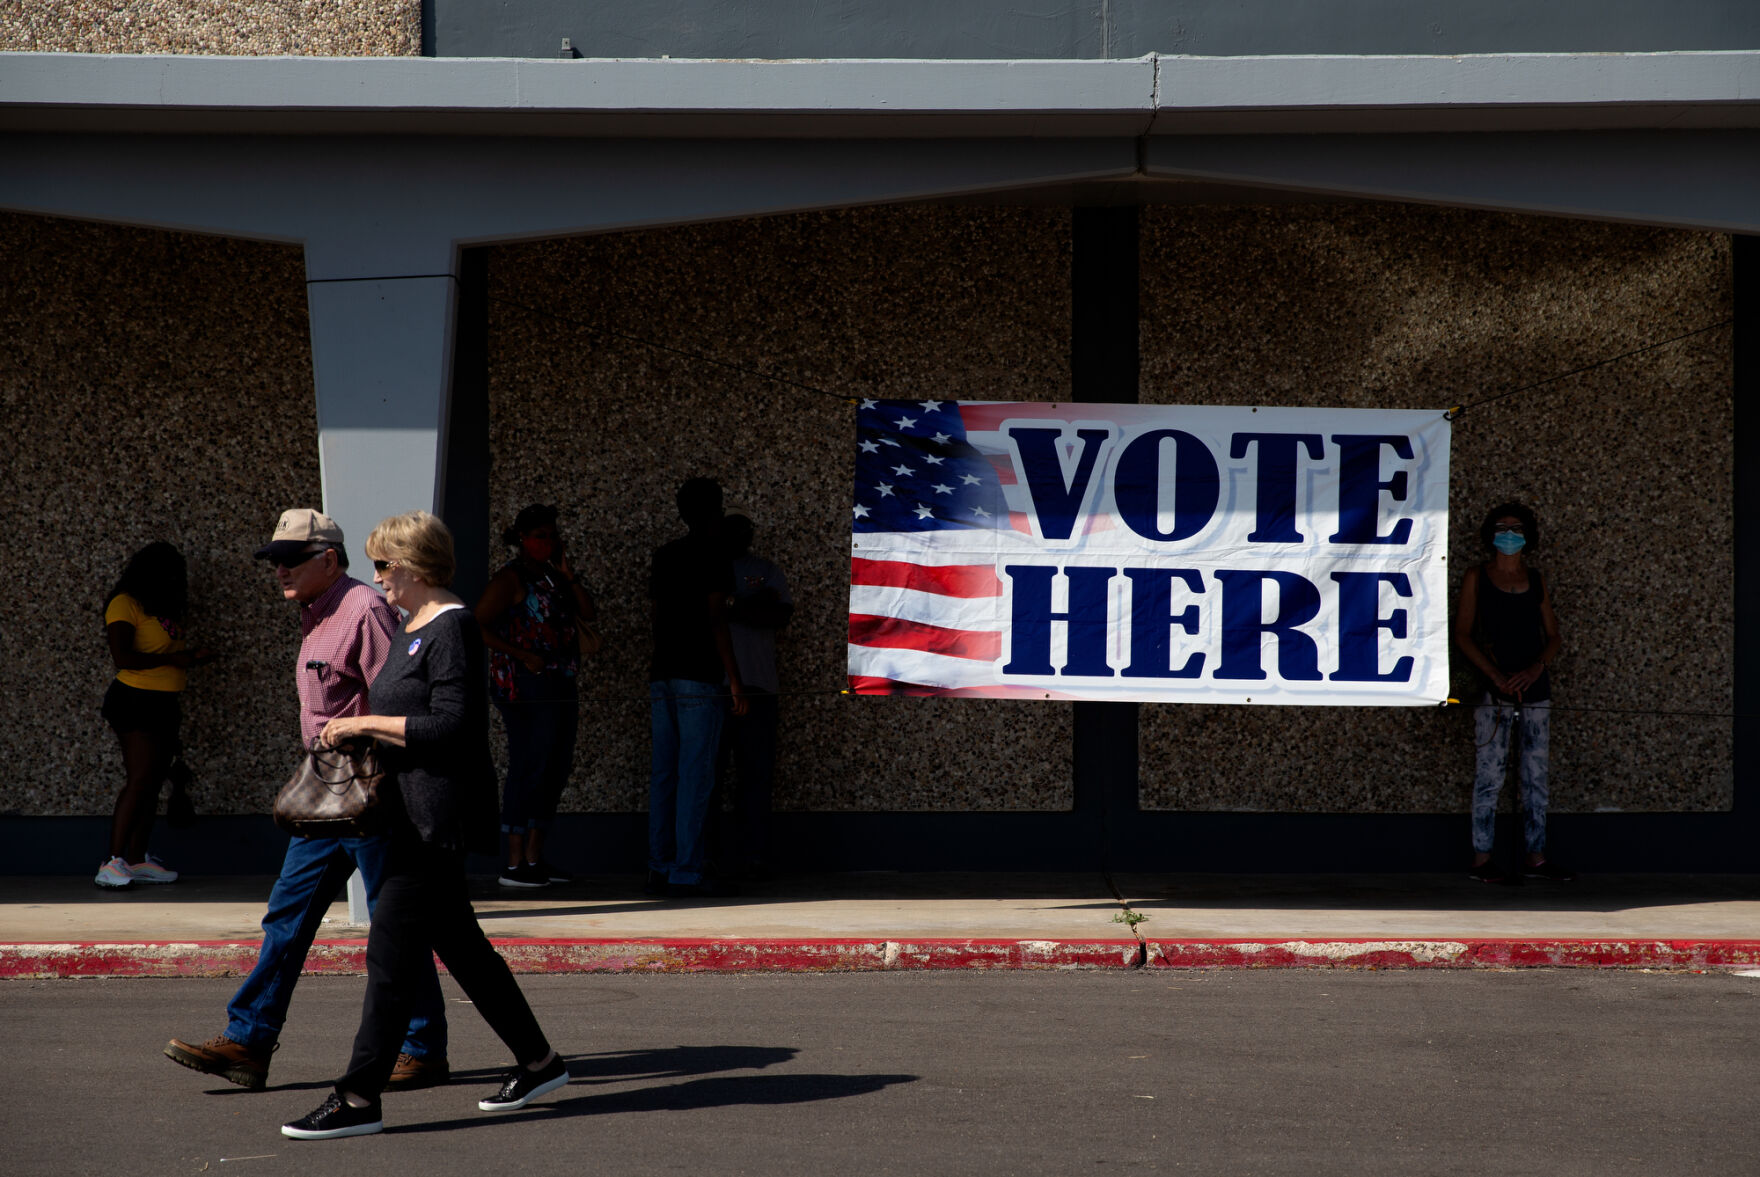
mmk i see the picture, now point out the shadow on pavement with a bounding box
[384,1071,919,1134]
[446,1044,799,1086]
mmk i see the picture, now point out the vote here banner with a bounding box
[846,399,1451,706]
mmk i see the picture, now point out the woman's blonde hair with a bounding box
[365,510,456,587]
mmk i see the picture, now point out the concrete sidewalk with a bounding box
[3,872,1757,975]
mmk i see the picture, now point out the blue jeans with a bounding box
[648,679,727,885]
[225,834,447,1056]
[1471,695,1551,856]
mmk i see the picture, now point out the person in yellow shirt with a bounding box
[98,542,212,889]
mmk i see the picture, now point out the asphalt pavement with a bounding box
[7,970,1759,1176]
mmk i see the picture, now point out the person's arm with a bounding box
[706,590,748,717]
[475,568,545,672]
[1503,578,1561,698]
[354,602,398,688]
[1452,569,1511,696]
[105,622,205,671]
[321,712,408,748]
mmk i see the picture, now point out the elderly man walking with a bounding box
[164,509,449,1090]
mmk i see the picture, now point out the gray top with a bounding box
[729,554,792,694]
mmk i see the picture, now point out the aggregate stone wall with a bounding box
[0,0,420,55]
[485,207,1077,812]
[1137,205,1733,813]
[0,202,1732,820]
[0,213,320,819]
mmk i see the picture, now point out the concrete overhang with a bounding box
[1,50,1756,137]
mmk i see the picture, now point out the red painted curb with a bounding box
[3,936,1758,978]
[1145,938,1760,970]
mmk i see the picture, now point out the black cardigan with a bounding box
[368,606,497,852]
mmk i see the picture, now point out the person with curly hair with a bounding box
[1453,501,1573,884]
[96,541,212,889]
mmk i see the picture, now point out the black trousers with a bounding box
[340,835,549,1098]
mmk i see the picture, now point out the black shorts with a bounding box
[101,679,181,739]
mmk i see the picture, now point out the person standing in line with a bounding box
[283,510,566,1141]
[97,541,213,889]
[476,504,595,888]
[715,505,792,880]
[647,477,747,899]
[1454,501,1574,884]
[165,509,449,1092]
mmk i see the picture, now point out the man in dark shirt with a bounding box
[647,478,746,897]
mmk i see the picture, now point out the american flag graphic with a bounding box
[847,398,1082,697]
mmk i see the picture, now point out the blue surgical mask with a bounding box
[1493,531,1526,555]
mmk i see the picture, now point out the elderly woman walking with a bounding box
[282,511,566,1140]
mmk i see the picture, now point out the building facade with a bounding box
[2,3,1755,870]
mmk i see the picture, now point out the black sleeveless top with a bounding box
[1472,566,1550,703]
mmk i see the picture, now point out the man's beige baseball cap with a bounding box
[255,508,345,561]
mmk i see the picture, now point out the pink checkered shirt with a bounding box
[296,575,400,746]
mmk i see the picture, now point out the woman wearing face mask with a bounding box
[475,504,596,888]
[1453,501,1572,884]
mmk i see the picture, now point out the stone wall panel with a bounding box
[0,213,320,820]
[1,0,420,55]
[485,207,1077,813]
[1137,205,1733,813]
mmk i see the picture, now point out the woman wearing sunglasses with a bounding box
[282,510,565,1140]
[1453,501,1572,884]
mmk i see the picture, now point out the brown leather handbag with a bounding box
[273,740,388,837]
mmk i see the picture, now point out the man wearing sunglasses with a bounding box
[164,509,450,1091]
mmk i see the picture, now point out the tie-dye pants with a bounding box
[1471,694,1550,855]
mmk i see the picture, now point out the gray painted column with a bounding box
[304,238,461,923]
[305,246,460,575]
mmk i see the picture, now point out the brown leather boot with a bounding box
[385,1052,452,1091]
[164,1035,275,1090]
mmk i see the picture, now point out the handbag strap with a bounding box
[307,739,376,784]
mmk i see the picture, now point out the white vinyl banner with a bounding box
[847,400,1452,705]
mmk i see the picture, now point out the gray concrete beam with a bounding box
[1143,130,1760,235]
[3,51,1757,137]
[0,134,1138,267]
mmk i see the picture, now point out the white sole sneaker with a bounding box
[128,864,179,884]
[281,1118,383,1140]
[478,1067,568,1111]
[94,858,134,889]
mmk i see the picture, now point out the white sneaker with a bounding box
[95,856,135,889]
[128,854,179,884]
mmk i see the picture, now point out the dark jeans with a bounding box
[227,833,446,1056]
[494,670,579,834]
[715,687,778,867]
[340,836,549,1099]
[647,679,727,886]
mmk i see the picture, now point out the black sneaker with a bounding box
[1468,859,1508,884]
[282,1092,383,1140]
[478,1055,569,1111]
[1523,859,1578,882]
[498,862,549,889]
[531,860,573,884]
